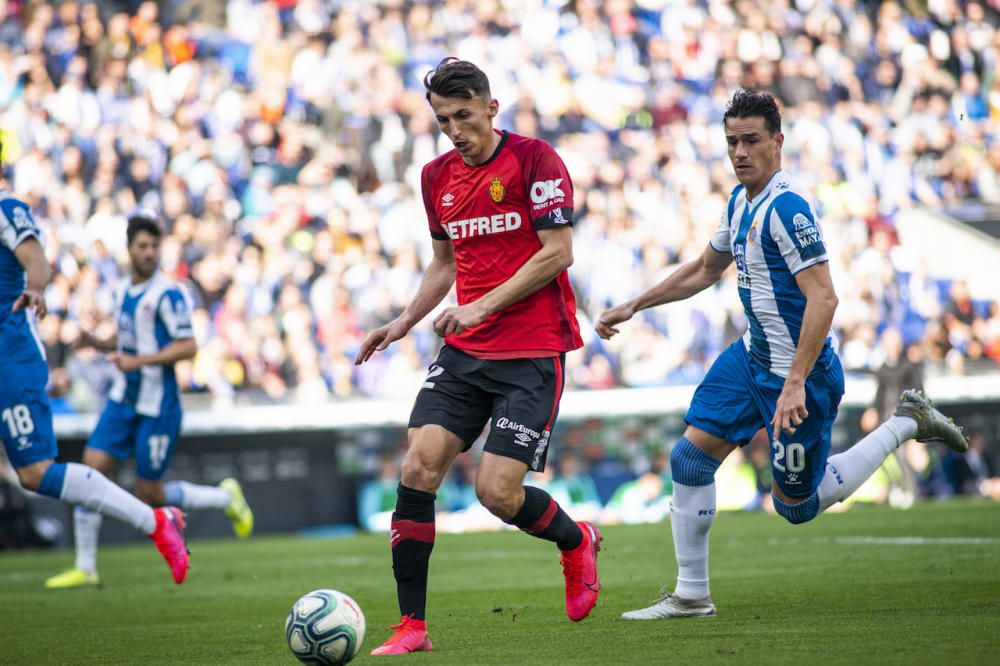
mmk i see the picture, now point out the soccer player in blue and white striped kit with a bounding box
[0,188,189,584]
[46,214,253,589]
[597,90,969,619]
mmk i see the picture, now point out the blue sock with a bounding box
[772,492,820,524]
[670,437,721,486]
[38,462,67,498]
[164,481,185,506]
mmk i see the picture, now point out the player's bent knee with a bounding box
[399,459,445,493]
[772,492,820,525]
[475,487,518,521]
[15,463,47,492]
[670,437,721,486]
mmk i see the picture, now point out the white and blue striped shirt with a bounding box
[109,272,194,416]
[0,192,46,364]
[711,170,834,377]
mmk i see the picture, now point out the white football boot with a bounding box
[621,587,717,620]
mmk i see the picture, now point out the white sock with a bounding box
[73,507,102,574]
[165,480,231,510]
[60,463,156,534]
[670,481,716,600]
[817,416,917,511]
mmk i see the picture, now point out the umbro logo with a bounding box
[442,193,455,207]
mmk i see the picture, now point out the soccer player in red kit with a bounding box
[356,57,602,655]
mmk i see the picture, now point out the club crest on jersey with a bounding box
[488,177,505,203]
[748,223,758,243]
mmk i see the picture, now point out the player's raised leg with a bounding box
[814,389,968,512]
[370,425,463,656]
[3,367,189,585]
[17,459,189,584]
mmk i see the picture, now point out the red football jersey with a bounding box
[421,130,583,359]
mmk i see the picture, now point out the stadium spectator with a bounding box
[0,0,993,411]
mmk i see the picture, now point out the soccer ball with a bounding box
[285,589,366,665]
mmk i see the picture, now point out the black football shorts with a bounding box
[408,345,566,472]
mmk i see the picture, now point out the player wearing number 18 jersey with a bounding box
[0,183,189,585]
[356,58,600,656]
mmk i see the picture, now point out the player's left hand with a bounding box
[433,303,489,337]
[12,289,47,319]
[772,380,808,440]
[108,352,143,372]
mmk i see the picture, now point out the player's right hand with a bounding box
[12,289,46,319]
[595,303,636,340]
[355,319,409,365]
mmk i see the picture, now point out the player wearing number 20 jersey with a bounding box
[597,90,968,622]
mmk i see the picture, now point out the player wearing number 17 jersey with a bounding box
[45,214,253,590]
[0,182,189,585]
[597,90,968,620]
[356,58,601,656]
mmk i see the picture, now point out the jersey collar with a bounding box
[745,169,782,206]
[126,270,160,296]
[464,130,509,168]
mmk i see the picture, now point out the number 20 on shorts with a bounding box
[772,440,805,473]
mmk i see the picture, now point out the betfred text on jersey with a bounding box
[443,212,522,240]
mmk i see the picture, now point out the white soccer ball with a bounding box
[285,589,366,665]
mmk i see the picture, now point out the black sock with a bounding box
[507,486,583,551]
[390,484,436,621]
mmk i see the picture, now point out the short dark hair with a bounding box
[423,57,491,103]
[723,90,782,135]
[127,213,162,245]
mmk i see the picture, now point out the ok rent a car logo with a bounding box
[530,179,565,210]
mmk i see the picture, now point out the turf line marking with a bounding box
[817,536,1000,546]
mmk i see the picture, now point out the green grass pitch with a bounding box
[2,499,998,665]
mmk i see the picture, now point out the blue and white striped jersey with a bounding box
[0,192,46,365]
[711,170,834,377]
[109,272,194,417]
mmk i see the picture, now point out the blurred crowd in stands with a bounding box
[358,421,1000,531]
[0,0,998,415]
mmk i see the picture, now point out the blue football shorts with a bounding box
[0,361,58,469]
[88,399,183,481]
[685,340,845,497]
